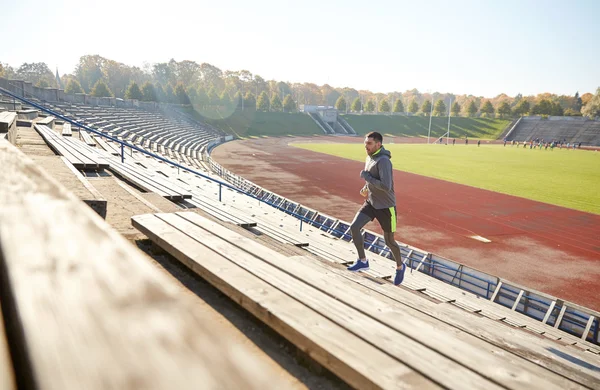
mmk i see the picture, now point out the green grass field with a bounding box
[342,115,511,139]
[181,107,321,137]
[291,143,600,214]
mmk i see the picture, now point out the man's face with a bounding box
[364,136,381,156]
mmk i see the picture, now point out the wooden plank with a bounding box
[555,305,567,329]
[0,139,281,390]
[61,122,72,136]
[490,281,503,302]
[287,256,600,388]
[543,301,557,324]
[79,130,97,146]
[581,316,595,340]
[512,290,524,311]
[131,213,435,390]
[141,212,544,389]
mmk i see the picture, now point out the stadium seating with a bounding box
[508,116,600,146]
[3,87,600,388]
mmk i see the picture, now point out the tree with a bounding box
[351,97,362,112]
[550,102,563,116]
[256,91,269,111]
[196,87,208,106]
[564,108,582,116]
[36,79,50,88]
[140,82,157,102]
[513,100,530,116]
[207,87,219,105]
[283,94,296,111]
[244,92,256,110]
[165,84,176,103]
[408,99,419,114]
[175,84,190,104]
[125,81,143,100]
[433,99,447,116]
[90,79,113,97]
[65,79,84,94]
[379,99,390,113]
[270,94,282,111]
[497,101,512,117]
[421,100,432,116]
[154,83,166,102]
[392,99,404,113]
[0,62,16,78]
[335,96,347,112]
[572,91,583,112]
[219,90,231,106]
[581,87,600,118]
[451,102,461,116]
[480,100,494,115]
[531,99,552,115]
[75,55,106,92]
[467,101,478,117]
[365,100,375,112]
[16,62,56,88]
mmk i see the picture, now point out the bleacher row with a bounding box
[508,116,600,146]
[44,101,224,162]
[2,93,600,388]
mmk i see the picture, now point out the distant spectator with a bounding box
[452,138,455,145]
[465,136,468,145]
[477,140,481,147]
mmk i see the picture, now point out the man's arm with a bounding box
[360,158,393,191]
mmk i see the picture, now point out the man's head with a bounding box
[364,131,383,156]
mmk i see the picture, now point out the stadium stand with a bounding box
[507,116,600,146]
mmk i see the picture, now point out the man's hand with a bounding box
[360,185,368,197]
[360,170,370,180]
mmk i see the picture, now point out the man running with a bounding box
[347,131,406,285]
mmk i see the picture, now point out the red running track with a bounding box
[212,137,600,311]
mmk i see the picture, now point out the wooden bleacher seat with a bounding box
[0,111,17,133]
[34,124,109,170]
[36,115,55,129]
[61,122,72,136]
[0,139,281,390]
[79,130,97,146]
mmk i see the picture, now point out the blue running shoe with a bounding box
[347,259,369,272]
[394,263,406,285]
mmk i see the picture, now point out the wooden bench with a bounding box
[79,130,97,146]
[0,111,17,133]
[36,115,55,129]
[34,124,109,170]
[132,211,595,390]
[0,139,280,390]
[61,122,72,136]
[17,109,38,120]
[105,155,192,201]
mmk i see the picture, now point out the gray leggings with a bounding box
[350,212,403,267]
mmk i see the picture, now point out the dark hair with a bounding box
[366,131,383,143]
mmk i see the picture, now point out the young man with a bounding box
[347,131,406,285]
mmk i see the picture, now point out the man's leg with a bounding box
[350,211,371,260]
[375,207,406,285]
[384,232,403,268]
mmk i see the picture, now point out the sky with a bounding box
[1,0,598,97]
